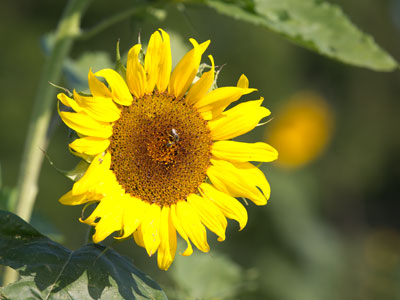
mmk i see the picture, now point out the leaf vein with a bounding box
[44,250,74,300]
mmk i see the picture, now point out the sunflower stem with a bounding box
[2,0,93,286]
[15,0,93,223]
[77,4,148,41]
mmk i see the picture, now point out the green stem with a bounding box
[78,4,147,41]
[14,0,93,222]
[2,0,93,286]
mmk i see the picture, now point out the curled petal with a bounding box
[134,225,146,248]
[57,93,82,112]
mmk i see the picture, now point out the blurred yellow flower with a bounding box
[57,29,278,270]
[267,91,334,169]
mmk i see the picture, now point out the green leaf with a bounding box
[42,33,113,90]
[64,52,114,91]
[168,245,254,299]
[204,0,398,71]
[0,210,167,300]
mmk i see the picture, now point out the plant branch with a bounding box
[3,0,94,287]
[78,4,147,41]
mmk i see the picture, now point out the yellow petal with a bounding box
[95,69,133,106]
[72,152,111,195]
[73,90,121,122]
[68,146,94,162]
[69,137,110,156]
[208,159,270,205]
[117,195,147,239]
[145,30,163,93]
[169,39,210,99]
[196,87,257,120]
[59,190,89,205]
[82,196,124,243]
[170,204,193,256]
[141,204,161,257]
[92,214,123,243]
[175,201,210,253]
[156,29,172,92]
[187,193,227,242]
[207,98,270,140]
[197,74,256,120]
[194,75,256,109]
[88,69,112,98]
[199,183,248,230]
[134,225,146,248]
[237,74,249,89]
[185,55,215,105]
[212,141,278,163]
[57,93,82,112]
[59,111,112,138]
[157,206,177,271]
[98,171,125,198]
[126,44,147,98]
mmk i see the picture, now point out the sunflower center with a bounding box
[108,91,212,206]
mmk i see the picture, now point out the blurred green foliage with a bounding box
[1,0,400,299]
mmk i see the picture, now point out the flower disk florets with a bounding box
[109,91,212,206]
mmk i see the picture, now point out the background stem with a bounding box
[14,0,93,222]
[3,0,93,286]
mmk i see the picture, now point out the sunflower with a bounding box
[58,29,278,270]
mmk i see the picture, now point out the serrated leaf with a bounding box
[205,0,398,71]
[0,210,167,300]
